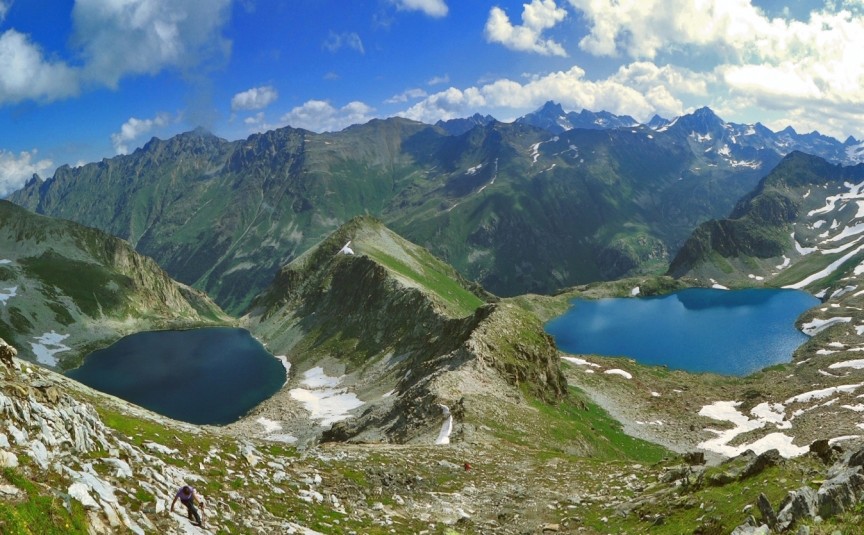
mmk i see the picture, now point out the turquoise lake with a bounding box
[545,288,820,375]
[66,327,286,425]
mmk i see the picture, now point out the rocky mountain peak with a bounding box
[675,106,725,135]
[647,113,670,129]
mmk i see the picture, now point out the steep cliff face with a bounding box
[0,201,227,369]
[244,217,565,444]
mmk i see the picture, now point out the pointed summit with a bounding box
[647,114,670,130]
[676,107,725,134]
[537,100,565,115]
[516,101,571,133]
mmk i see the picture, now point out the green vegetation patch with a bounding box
[367,249,484,317]
[0,265,15,281]
[7,307,33,333]
[475,388,669,463]
[20,251,133,317]
[0,468,89,535]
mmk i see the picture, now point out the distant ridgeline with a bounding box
[10,105,864,313]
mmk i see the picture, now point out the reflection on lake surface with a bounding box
[66,327,285,425]
[545,288,819,375]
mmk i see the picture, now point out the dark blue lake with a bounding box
[66,327,286,425]
[545,288,819,375]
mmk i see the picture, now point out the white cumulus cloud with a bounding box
[399,62,707,124]
[564,0,864,138]
[0,149,54,198]
[72,0,232,87]
[0,0,232,105]
[0,30,81,104]
[111,113,174,154]
[231,85,278,112]
[280,100,376,133]
[485,0,568,56]
[391,0,448,17]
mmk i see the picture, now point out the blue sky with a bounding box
[1,0,863,196]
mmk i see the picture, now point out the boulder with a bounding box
[0,450,18,468]
[775,486,818,531]
[756,493,777,529]
[69,482,100,510]
[683,451,705,465]
[0,338,16,369]
[809,439,831,459]
[810,438,842,464]
[740,449,783,480]
[817,466,864,518]
[846,444,864,469]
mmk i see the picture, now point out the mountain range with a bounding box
[10,99,864,531]
[13,103,860,315]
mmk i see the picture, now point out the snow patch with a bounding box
[0,286,17,305]
[289,367,364,426]
[829,360,864,370]
[792,233,817,255]
[561,356,601,368]
[274,355,291,385]
[255,417,297,443]
[785,383,864,404]
[465,163,483,175]
[435,404,452,445]
[630,286,640,296]
[697,401,805,458]
[784,244,864,289]
[829,435,861,445]
[604,369,632,379]
[800,317,852,336]
[827,222,864,243]
[256,417,282,434]
[30,331,71,366]
[831,285,858,299]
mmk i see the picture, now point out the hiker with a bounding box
[170,484,204,526]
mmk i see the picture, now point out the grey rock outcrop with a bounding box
[733,444,864,533]
[0,337,16,368]
[817,466,864,518]
[775,486,818,531]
